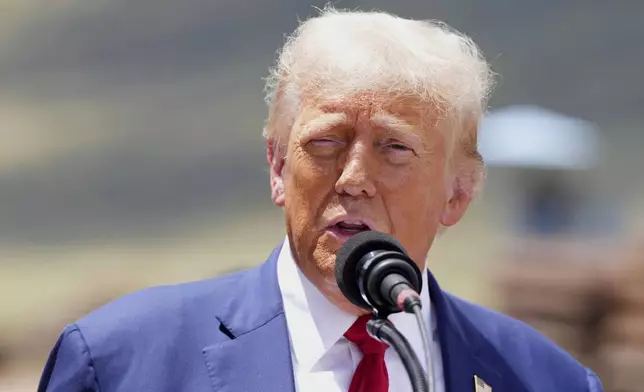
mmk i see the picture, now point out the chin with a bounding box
[313,237,340,269]
[315,256,337,283]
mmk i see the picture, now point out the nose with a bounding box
[335,143,377,198]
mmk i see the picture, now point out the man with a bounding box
[38,8,603,392]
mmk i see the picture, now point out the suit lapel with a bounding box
[202,313,294,392]
[436,319,505,392]
[200,244,529,392]
[202,245,296,392]
[426,271,526,392]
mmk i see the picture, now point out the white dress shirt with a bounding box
[277,236,445,392]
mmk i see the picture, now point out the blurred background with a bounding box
[1,1,643,390]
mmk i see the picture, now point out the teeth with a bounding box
[338,220,369,230]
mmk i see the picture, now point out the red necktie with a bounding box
[344,315,389,392]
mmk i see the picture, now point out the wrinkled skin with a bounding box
[268,93,472,314]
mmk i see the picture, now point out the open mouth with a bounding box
[327,219,373,239]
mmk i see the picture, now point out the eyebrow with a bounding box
[370,113,423,145]
[302,112,424,146]
[302,113,347,134]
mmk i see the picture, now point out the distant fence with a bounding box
[497,239,644,392]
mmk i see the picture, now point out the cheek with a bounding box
[283,148,338,255]
[285,148,337,216]
[390,183,444,230]
[381,164,446,261]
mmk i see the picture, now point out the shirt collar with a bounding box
[277,236,434,372]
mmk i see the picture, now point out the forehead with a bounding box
[297,91,441,134]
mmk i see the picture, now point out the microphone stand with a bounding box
[367,316,429,392]
[410,303,436,392]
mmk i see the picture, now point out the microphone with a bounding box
[335,231,432,392]
[335,231,423,316]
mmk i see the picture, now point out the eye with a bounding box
[382,140,416,164]
[306,137,345,158]
[310,138,341,147]
[384,141,415,154]
[387,143,412,151]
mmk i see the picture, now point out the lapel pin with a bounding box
[474,375,492,392]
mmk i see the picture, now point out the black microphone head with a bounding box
[335,231,421,313]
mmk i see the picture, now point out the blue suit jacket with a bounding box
[39,244,603,391]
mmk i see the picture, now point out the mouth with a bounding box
[326,217,374,241]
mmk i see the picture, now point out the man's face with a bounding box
[269,93,468,313]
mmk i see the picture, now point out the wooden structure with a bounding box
[496,238,644,391]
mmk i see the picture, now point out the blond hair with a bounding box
[263,6,495,194]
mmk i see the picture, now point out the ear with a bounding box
[267,139,286,207]
[441,118,483,226]
[440,173,475,227]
